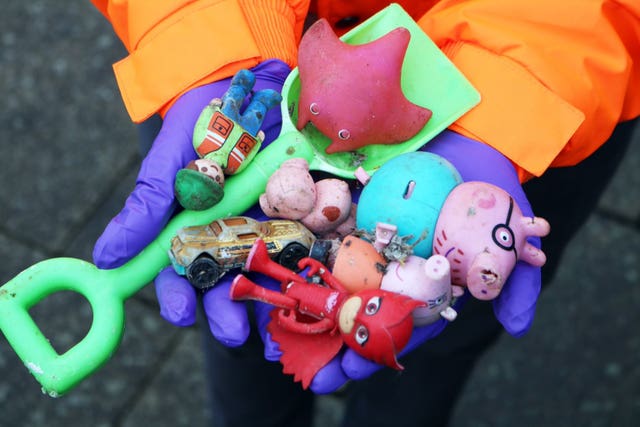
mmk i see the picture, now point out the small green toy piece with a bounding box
[174,69,282,210]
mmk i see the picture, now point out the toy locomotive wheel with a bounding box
[277,243,309,271]
[186,255,222,290]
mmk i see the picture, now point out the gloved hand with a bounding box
[307,130,544,390]
[155,204,285,346]
[423,130,543,337]
[93,59,291,346]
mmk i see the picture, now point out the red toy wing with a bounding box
[268,309,343,389]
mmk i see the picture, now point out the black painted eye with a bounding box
[428,293,446,308]
[338,129,351,140]
[355,325,369,346]
[492,225,515,251]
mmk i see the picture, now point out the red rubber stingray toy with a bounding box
[296,19,432,153]
[231,239,424,389]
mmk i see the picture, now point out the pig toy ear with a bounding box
[521,242,547,267]
[521,216,551,238]
[519,216,551,267]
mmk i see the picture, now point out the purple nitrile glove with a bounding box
[93,59,291,346]
[423,130,542,337]
[154,204,284,346]
[200,205,285,346]
[335,130,544,385]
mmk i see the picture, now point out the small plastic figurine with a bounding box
[433,181,550,300]
[296,19,432,153]
[347,221,460,326]
[175,69,282,210]
[230,238,424,389]
[381,254,461,326]
[356,151,463,257]
[259,158,356,237]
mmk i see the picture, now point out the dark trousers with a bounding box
[139,117,636,427]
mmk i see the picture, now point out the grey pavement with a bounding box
[1,2,639,427]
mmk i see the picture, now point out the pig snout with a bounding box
[466,251,507,300]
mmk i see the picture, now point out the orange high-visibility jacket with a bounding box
[91,0,640,181]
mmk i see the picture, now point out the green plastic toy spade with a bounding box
[0,4,479,396]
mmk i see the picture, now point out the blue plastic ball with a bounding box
[356,151,462,257]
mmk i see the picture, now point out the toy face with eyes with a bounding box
[381,254,460,326]
[230,239,423,388]
[338,289,422,369]
[433,182,550,300]
[295,19,431,153]
[185,159,225,186]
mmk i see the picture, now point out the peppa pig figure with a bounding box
[381,254,462,326]
[259,158,356,237]
[432,181,550,300]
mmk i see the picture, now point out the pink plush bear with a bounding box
[433,181,550,300]
[259,158,355,237]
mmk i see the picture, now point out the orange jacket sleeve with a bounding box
[90,0,310,123]
[93,0,640,181]
[419,0,640,180]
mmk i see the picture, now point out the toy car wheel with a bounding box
[278,243,309,271]
[186,255,222,290]
[308,239,334,265]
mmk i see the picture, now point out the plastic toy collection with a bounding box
[0,4,545,396]
[165,17,550,388]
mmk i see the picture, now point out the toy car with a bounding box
[168,216,317,290]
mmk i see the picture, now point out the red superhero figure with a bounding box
[230,238,425,389]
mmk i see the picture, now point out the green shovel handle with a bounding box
[0,130,313,396]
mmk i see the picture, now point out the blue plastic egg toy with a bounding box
[356,151,462,257]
